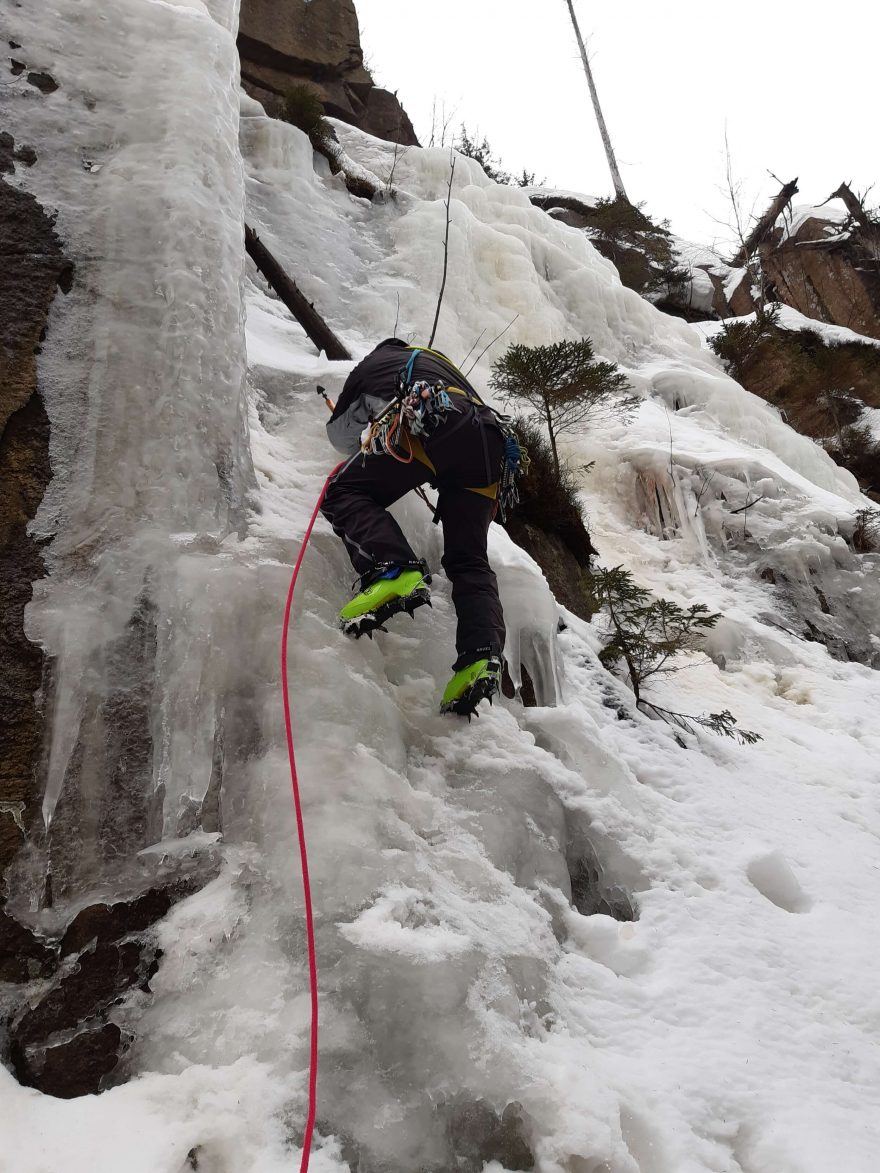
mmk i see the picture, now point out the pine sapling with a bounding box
[595,566,761,745]
[852,507,880,553]
[489,339,636,478]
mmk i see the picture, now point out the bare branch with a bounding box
[428,152,456,349]
[459,327,487,370]
[464,313,520,378]
[729,495,766,515]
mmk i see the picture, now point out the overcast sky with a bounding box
[355,0,878,249]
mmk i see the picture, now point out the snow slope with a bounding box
[4,19,880,1173]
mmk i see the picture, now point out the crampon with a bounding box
[340,567,431,639]
[440,657,503,720]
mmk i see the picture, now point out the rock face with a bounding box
[5,857,221,1098]
[760,211,880,340]
[238,0,419,145]
[0,172,70,888]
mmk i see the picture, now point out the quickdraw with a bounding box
[494,414,529,522]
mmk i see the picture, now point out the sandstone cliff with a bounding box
[760,201,880,340]
[238,0,419,145]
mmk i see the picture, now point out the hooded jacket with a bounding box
[326,338,484,456]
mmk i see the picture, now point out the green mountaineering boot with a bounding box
[440,657,503,720]
[340,567,431,639]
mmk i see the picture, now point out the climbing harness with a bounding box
[281,462,344,1173]
[360,348,529,523]
[360,346,461,462]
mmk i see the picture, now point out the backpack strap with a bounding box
[403,345,485,405]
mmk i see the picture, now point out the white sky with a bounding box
[355,0,879,249]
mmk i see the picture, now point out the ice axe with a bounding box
[316,385,335,412]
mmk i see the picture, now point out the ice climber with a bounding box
[322,338,518,718]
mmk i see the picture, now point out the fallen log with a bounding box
[244,225,352,361]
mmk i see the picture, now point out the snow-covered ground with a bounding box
[4,11,880,1170]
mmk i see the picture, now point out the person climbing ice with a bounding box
[321,338,525,718]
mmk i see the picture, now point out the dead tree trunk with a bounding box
[730,178,799,266]
[244,225,352,361]
[563,0,628,202]
[828,182,872,230]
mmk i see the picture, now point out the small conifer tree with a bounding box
[454,126,543,187]
[595,566,761,745]
[490,339,635,478]
[587,197,689,298]
[708,303,783,384]
[455,125,511,184]
[852,507,880,553]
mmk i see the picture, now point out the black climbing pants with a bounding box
[322,401,506,670]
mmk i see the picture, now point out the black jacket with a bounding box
[326,339,483,456]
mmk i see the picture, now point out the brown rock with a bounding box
[238,0,418,145]
[760,213,880,340]
[17,1022,124,1100]
[0,131,13,174]
[0,176,69,886]
[0,908,55,981]
[726,271,758,317]
[5,857,221,1096]
[60,869,219,958]
[505,518,597,624]
[26,71,58,95]
[12,940,148,1047]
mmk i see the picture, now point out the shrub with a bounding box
[825,423,880,498]
[505,416,596,566]
[708,304,784,384]
[490,338,635,478]
[282,84,329,146]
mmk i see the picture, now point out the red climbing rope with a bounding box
[280,463,343,1172]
